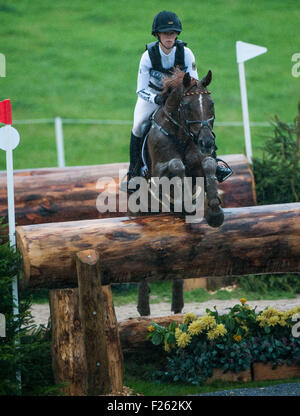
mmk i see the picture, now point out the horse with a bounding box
[131,68,224,316]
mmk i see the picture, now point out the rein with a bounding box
[154,88,215,144]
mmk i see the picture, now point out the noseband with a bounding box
[160,89,215,144]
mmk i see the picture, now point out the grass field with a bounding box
[0,0,299,170]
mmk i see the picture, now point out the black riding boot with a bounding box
[119,132,143,194]
[212,149,234,183]
[128,131,143,179]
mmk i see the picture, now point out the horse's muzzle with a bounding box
[198,137,215,155]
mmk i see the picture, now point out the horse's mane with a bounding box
[161,67,198,95]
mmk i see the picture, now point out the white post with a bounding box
[55,117,65,167]
[6,126,18,300]
[2,124,21,386]
[236,41,267,165]
[238,61,253,164]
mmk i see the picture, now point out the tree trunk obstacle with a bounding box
[12,155,300,394]
[49,287,184,395]
[16,202,300,290]
[1,154,255,318]
[0,155,256,226]
[1,154,255,317]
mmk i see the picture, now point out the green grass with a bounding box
[0,0,299,170]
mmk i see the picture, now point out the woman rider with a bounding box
[124,11,232,192]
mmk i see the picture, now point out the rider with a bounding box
[125,10,233,191]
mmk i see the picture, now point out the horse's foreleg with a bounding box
[154,158,185,178]
[201,157,224,227]
[137,281,151,316]
[171,279,184,314]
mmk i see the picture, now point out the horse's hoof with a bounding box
[205,207,224,228]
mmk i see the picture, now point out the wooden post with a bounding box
[76,249,123,395]
[171,279,184,313]
[101,285,124,391]
[49,288,86,396]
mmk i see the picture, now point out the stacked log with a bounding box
[16,202,300,290]
[0,155,256,226]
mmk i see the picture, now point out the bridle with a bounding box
[157,87,215,144]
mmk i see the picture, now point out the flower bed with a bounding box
[147,299,300,385]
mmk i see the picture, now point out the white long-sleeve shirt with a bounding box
[136,43,199,103]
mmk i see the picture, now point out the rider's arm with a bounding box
[184,47,199,80]
[136,51,158,104]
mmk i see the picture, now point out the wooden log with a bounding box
[118,315,185,352]
[76,250,123,395]
[49,288,182,395]
[0,155,256,226]
[252,361,300,381]
[49,288,86,396]
[206,368,252,383]
[16,203,300,290]
[101,284,124,391]
[50,285,123,395]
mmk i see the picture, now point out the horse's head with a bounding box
[161,69,216,155]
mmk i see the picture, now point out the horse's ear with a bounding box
[200,70,212,87]
[183,72,191,88]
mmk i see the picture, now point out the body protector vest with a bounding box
[145,40,187,92]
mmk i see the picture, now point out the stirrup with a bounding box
[216,158,234,183]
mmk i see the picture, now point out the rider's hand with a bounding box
[154,94,163,105]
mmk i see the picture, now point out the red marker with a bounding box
[0,99,12,125]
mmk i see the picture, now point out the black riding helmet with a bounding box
[152,11,182,35]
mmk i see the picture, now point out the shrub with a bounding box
[235,273,300,295]
[0,219,59,395]
[147,299,300,385]
[252,102,300,205]
[237,103,300,294]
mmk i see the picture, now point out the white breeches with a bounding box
[132,97,158,138]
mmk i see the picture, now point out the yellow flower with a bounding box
[260,307,280,319]
[188,319,204,336]
[207,324,227,340]
[187,314,217,336]
[285,306,300,319]
[175,327,183,340]
[183,312,197,325]
[279,316,287,327]
[199,314,217,331]
[267,316,280,327]
[176,332,191,348]
[257,316,267,327]
[240,298,247,305]
[233,334,242,342]
[148,325,155,332]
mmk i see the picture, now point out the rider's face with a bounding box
[157,31,178,51]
